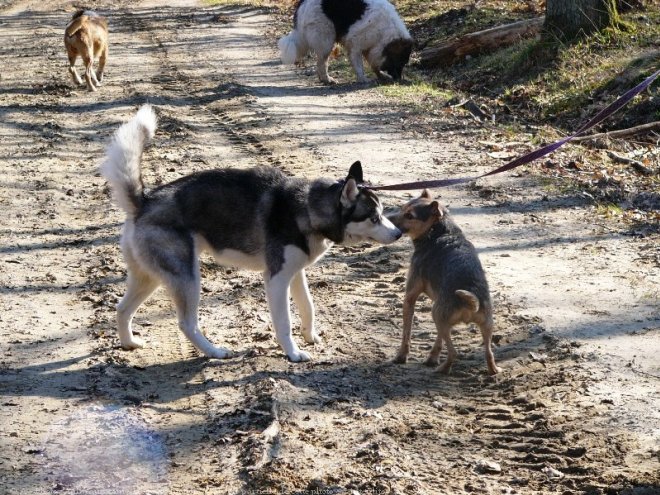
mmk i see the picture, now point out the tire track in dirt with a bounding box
[167,5,659,494]
[0,1,130,492]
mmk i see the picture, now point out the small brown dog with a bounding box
[388,190,500,375]
[64,10,108,92]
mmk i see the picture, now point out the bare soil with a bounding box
[1,1,658,494]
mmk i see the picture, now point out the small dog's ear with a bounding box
[430,201,442,217]
[341,177,359,207]
[421,189,431,199]
[347,161,363,184]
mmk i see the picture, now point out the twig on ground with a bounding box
[606,150,654,175]
[573,121,660,142]
[451,99,490,121]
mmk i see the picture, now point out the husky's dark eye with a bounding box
[371,215,380,224]
[404,213,414,220]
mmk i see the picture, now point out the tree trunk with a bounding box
[545,0,620,40]
[420,17,545,68]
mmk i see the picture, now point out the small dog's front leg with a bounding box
[96,47,107,85]
[79,49,98,91]
[68,65,84,86]
[393,291,419,364]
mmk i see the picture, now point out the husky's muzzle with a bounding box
[344,215,402,244]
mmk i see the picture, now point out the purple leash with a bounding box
[367,69,660,191]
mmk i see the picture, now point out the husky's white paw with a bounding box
[120,336,145,350]
[287,349,311,362]
[206,347,233,359]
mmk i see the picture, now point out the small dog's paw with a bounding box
[423,356,440,367]
[287,349,311,362]
[435,362,452,375]
[488,365,503,376]
[391,353,408,364]
[207,347,233,359]
[120,336,145,350]
[322,76,338,85]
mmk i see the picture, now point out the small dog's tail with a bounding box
[65,16,86,38]
[455,290,480,313]
[278,31,305,65]
[100,105,157,218]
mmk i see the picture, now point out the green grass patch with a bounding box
[403,1,660,129]
[378,80,454,110]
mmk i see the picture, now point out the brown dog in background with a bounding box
[64,10,108,91]
[388,190,500,375]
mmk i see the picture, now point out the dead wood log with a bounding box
[572,121,660,142]
[420,17,545,68]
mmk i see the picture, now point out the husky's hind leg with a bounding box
[117,262,159,350]
[168,277,231,359]
[141,228,231,359]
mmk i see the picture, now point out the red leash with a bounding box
[366,69,660,191]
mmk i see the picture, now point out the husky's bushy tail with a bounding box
[278,30,306,65]
[100,105,157,217]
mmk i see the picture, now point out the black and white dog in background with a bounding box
[279,0,413,84]
[101,105,401,362]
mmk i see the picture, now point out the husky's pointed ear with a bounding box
[347,161,363,184]
[430,201,442,218]
[341,177,359,207]
[421,189,431,199]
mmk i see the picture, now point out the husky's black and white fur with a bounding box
[279,0,413,84]
[101,106,401,362]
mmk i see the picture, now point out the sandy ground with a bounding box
[1,1,658,494]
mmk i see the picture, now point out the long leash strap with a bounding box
[367,69,660,191]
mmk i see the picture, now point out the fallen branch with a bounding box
[451,99,490,120]
[572,121,660,142]
[420,17,544,68]
[606,150,654,175]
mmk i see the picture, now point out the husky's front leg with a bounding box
[265,248,311,362]
[291,270,321,344]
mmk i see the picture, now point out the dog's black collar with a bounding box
[341,203,357,225]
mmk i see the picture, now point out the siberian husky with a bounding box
[100,105,401,362]
[64,9,108,92]
[279,0,413,84]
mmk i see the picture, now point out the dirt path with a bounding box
[1,1,658,494]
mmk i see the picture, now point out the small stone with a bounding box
[476,459,502,473]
